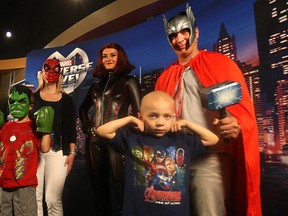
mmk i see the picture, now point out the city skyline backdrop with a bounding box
[23,0,288,215]
[43,0,257,78]
[114,0,259,75]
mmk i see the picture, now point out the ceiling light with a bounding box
[6,31,12,38]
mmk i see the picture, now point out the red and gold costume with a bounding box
[0,120,41,188]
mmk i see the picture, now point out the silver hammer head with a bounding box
[199,81,242,117]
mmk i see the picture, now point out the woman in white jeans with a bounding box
[31,59,77,216]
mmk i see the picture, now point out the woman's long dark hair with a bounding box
[93,43,135,78]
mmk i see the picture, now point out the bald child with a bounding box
[96,91,218,216]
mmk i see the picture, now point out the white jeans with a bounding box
[37,149,67,216]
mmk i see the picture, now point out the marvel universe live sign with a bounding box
[25,1,186,94]
[26,42,96,94]
[46,48,93,93]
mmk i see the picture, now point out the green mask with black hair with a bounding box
[8,90,30,120]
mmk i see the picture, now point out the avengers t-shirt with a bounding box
[109,127,207,216]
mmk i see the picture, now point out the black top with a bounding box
[79,74,141,133]
[31,91,77,155]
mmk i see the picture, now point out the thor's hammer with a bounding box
[199,81,242,118]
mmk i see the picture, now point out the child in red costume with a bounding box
[0,84,54,216]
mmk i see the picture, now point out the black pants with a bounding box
[86,135,124,216]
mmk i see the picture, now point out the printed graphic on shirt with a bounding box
[132,145,186,205]
[0,139,34,180]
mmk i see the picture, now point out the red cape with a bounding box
[155,50,262,216]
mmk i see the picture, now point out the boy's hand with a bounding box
[171,119,187,132]
[130,116,144,132]
[0,110,4,128]
[34,106,54,133]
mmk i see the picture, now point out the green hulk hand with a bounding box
[34,106,54,133]
[0,110,4,128]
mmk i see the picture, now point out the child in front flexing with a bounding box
[0,84,54,216]
[96,91,219,216]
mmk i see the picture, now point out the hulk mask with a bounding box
[8,89,30,120]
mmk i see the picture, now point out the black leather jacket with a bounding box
[79,73,141,132]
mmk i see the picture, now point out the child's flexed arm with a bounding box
[171,119,219,146]
[96,116,144,140]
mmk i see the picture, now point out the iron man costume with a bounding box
[0,120,40,189]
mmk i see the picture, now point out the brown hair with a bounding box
[93,43,135,78]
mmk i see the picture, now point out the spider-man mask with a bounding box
[43,59,61,83]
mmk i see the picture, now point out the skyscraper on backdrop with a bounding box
[254,0,288,151]
[213,21,264,150]
[254,0,288,103]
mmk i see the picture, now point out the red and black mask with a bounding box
[43,59,61,83]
